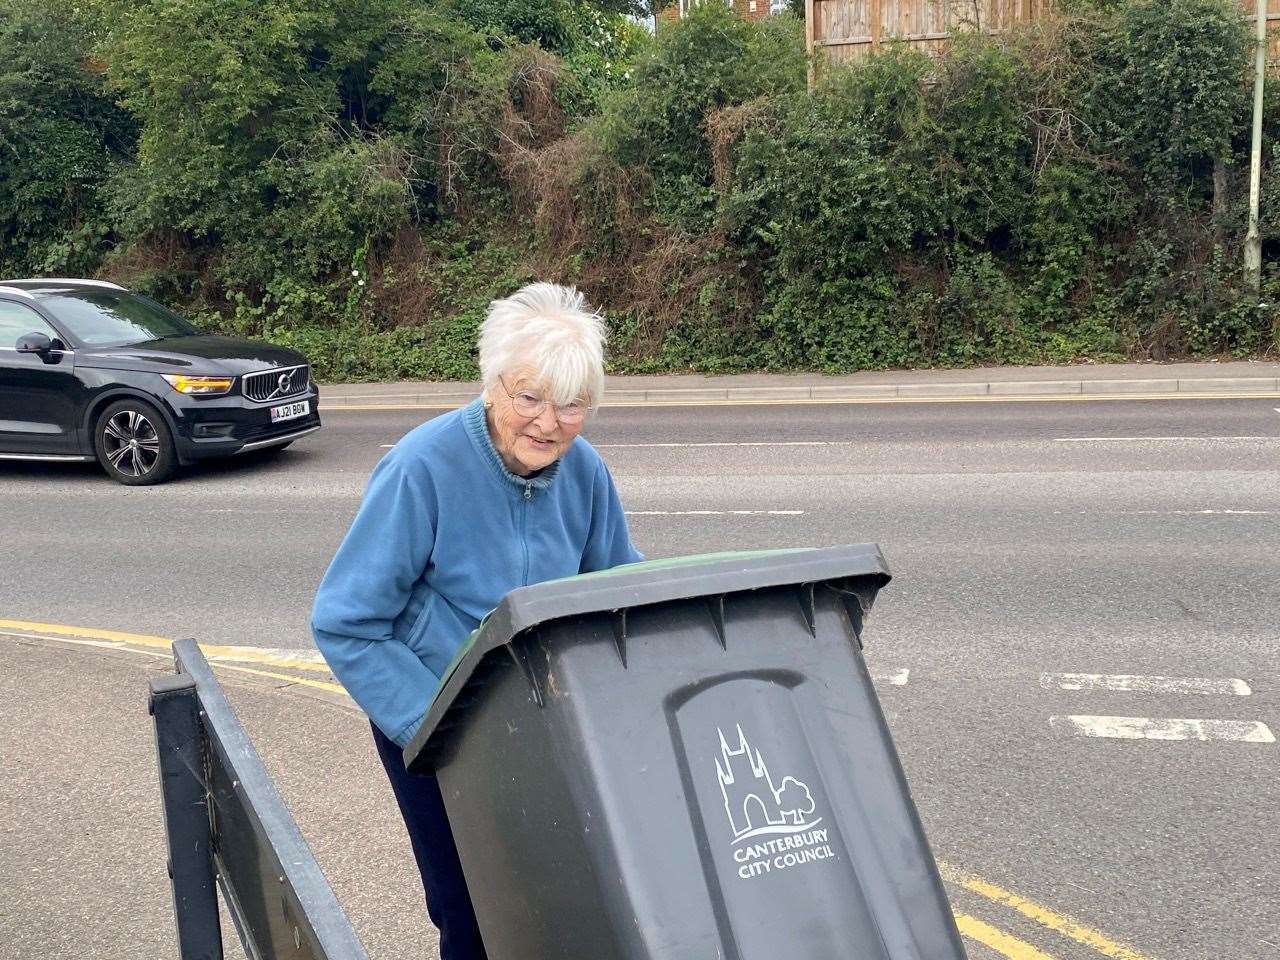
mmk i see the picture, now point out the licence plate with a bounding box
[270,400,309,423]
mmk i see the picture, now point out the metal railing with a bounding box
[150,639,368,960]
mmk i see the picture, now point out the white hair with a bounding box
[478,282,606,407]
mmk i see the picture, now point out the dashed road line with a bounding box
[1117,510,1278,516]
[1041,673,1252,695]
[597,441,846,448]
[941,863,1154,960]
[1050,715,1275,743]
[389,436,1280,450]
[1054,435,1280,442]
[384,441,852,449]
[625,510,805,516]
[1052,509,1278,516]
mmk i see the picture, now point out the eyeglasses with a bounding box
[498,377,588,424]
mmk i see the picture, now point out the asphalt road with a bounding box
[2,396,1278,960]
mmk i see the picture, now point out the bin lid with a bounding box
[404,544,890,769]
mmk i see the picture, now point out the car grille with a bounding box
[241,364,310,403]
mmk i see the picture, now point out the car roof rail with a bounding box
[0,277,127,290]
[24,277,127,290]
[0,285,36,298]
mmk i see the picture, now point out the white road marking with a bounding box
[1054,435,1279,442]
[625,510,805,516]
[1119,510,1278,516]
[1051,715,1275,742]
[875,668,910,686]
[378,442,844,450]
[383,441,849,449]
[595,441,848,448]
[380,434,1280,448]
[1041,673,1251,695]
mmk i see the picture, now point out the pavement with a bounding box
[320,359,1280,406]
[3,363,1279,960]
[0,631,432,960]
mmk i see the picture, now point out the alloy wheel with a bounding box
[102,409,162,478]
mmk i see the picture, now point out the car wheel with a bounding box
[94,399,178,486]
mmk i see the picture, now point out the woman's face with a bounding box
[486,370,587,476]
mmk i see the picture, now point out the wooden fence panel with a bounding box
[1240,0,1280,60]
[811,0,1280,65]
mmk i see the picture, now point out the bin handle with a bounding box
[797,582,817,636]
[611,610,628,667]
[707,595,727,649]
[828,580,877,648]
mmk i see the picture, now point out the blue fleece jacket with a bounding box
[310,398,642,746]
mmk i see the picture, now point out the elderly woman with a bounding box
[310,282,641,960]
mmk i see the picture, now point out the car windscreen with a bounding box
[38,290,199,347]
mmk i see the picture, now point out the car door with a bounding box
[0,298,82,455]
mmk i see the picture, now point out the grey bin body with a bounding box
[404,545,966,960]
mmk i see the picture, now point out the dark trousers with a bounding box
[372,723,488,960]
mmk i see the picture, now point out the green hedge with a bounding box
[2,0,1277,381]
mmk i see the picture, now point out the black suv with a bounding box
[0,279,321,484]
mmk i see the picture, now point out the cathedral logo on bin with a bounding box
[714,725,836,880]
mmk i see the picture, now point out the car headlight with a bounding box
[162,374,234,395]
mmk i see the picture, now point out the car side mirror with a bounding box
[15,332,66,363]
[15,332,54,354]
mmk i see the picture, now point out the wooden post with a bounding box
[871,0,883,49]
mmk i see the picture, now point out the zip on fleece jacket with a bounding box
[310,398,643,747]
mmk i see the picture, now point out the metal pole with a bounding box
[806,0,815,88]
[1245,1,1268,292]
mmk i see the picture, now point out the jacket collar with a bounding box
[462,397,561,494]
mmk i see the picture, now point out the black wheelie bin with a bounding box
[403,545,966,960]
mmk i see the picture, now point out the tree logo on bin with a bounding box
[714,725,822,843]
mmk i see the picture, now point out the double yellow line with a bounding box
[0,618,348,696]
[944,863,1152,959]
[2,618,1156,960]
